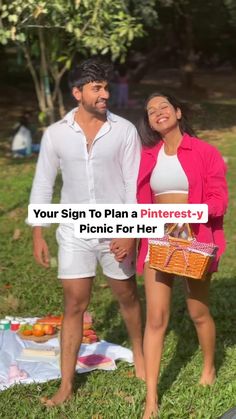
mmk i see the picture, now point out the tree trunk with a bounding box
[22,44,47,115]
[38,27,55,123]
[51,62,69,119]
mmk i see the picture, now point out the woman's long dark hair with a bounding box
[138,92,195,147]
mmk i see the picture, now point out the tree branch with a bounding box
[21,43,44,109]
[20,24,66,29]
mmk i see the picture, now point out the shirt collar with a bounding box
[60,107,77,126]
[60,107,118,127]
[142,132,193,156]
[107,111,118,123]
[142,141,162,157]
[179,133,193,150]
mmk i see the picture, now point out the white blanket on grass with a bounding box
[0,328,133,392]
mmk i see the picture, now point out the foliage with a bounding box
[0,0,144,57]
[224,0,236,26]
[0,0,148,122]
[126,0,158,28]
[140,0,236,72]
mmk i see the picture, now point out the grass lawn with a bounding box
[0,73,236,418]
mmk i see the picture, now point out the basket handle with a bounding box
[166,223,194,239]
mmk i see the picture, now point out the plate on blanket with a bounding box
[17,331,59,343]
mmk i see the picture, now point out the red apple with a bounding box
[83,329,96,337]
[42,324,55,335]
[88,334,98,343]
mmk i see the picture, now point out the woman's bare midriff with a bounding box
[154,192,188,204]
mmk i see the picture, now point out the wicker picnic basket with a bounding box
[149,224,218,280]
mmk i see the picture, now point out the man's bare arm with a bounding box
[33,226,50,268]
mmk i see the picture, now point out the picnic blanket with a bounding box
[0,326,133,391]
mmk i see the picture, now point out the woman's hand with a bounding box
[110,238,135,262]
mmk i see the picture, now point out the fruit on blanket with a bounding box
[36,312,92,330]
[42,324,55,335]
[22,329,33,336]
[33,323,44,332]
[19,324,33,333]
[83,329,96,337]
[82,337,90,344]
[32,329,44,337]
[83,322,92,330]
[83,311,92,324]
[88,334,98,343]
[82,334,98,344]
[37,315,63,326]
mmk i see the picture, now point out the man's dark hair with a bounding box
[68,58,113,90]
[138,91,195,147]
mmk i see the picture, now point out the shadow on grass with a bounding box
[100,273,236,402]
[191,102,236,131]
[39,372,89,398]
[100,279,146,346]
[4,155,38,166]
[73,372,90,393]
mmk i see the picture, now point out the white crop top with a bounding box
[150,145,189,196]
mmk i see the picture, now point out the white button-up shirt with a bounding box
[29,108,141,225]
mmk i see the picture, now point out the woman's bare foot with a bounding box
[133,352,145,381]
[142,400,158,419]
[199,367,216,386]
[40,385,73,407]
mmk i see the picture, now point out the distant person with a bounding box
[117,67,129,109]
[12,114,32,157]
[12,112,40,157]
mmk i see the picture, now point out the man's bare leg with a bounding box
[41,277,93,406]
[107,275,145,380]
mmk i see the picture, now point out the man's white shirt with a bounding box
[29,108,141,225]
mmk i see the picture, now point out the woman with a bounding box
[136,92,228,418]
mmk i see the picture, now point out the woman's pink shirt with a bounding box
[136,133,228,274]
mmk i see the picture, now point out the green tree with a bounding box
[0,0,146,123]
[155,0,234,87]
[224,0,236,26]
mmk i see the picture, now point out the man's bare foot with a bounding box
[133,353,145,381]
[142,400,158,419]
[40,386,73,407]
[199,367,216,386]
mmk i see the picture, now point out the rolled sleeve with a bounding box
[204,147,228,218]
[27,129,60,226]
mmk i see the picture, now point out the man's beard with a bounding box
[82,100,107,116]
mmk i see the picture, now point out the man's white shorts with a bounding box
[56,225,135,280]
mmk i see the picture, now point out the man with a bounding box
[30,58,144,406]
